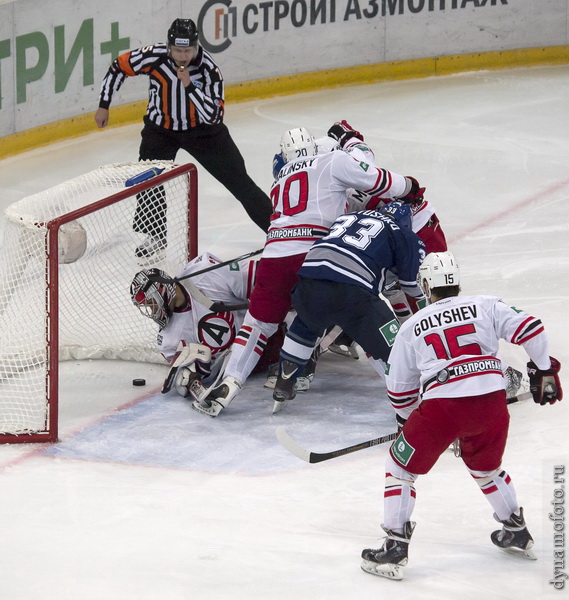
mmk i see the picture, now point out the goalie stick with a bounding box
[276,426,397,464]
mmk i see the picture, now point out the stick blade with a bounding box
[275,426,312,462]
[161,366,179,394]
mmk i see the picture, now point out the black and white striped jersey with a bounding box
[98,44,224,131]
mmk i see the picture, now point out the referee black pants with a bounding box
[134,119,272,236]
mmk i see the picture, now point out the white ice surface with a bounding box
[0,65,568,599]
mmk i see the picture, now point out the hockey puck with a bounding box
[132,378,146,387]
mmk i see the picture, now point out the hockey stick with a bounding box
[166,248,264,283]
[147,248,263,312]
[182,279,250,312]
[276,426,397,464]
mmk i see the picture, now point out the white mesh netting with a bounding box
[0,161,195,438]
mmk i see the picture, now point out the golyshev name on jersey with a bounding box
[413,305,477,336]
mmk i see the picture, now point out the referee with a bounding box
[94,18,273,259]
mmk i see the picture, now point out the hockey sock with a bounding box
[383,456,417,532]
[385,288,413,324]
[470,467,519,521]
[280,316,321,366]
[368,356,387,379]
[224,318,278,384]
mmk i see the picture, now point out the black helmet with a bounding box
[167,19,198,47]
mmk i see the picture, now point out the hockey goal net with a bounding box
[0,161,198,443]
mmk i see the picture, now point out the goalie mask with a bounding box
[379,201,412,231]
[130,269,176,329]
[280,127,316,163]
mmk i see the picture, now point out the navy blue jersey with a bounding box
[298,210,426,297]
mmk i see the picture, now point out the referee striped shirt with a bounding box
[98,44,224,131]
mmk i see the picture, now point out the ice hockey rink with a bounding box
[0,64,568,599]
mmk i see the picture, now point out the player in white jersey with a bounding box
[192,125,425,417]
[360,251,563,581]
[129,252,282,399]
[327,121,447,324]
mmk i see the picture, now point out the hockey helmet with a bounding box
[315,135,340,155]
[280,127,317,163]
[418,251,460,293]
[379,200,413,230]
[168,19,199,47]
[130,268,177,329]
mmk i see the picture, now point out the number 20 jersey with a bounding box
[265,150,409,258]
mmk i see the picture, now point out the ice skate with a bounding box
[491,507,536,560]
[295,349,318,391]
[272,360,299,413]
[192,376,241,417]
[328,331,359,359]
[361,521,415,581]
[265,352,316,392]
[135,235,167,264]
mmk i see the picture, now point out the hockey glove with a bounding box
[162,342,212,395]
[397,176,426,204]
[527,356,563,405]
[272,152,286,179]
[326,120,364,148]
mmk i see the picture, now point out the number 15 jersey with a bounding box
[386,294,551,420]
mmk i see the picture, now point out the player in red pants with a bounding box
[360,251,563,581]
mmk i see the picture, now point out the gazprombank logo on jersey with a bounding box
[197,0,508,53]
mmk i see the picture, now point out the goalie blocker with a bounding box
[527,356,563,405]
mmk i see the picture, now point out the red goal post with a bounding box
[0,161,198,443]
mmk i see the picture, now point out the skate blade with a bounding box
[497,545,537,561]
[192,400,223,418]
[361,559,404,580]
[272,399,289,414]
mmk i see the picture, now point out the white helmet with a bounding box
[280,127,316,163]
[418,251,460,293]
[314,135,340,155]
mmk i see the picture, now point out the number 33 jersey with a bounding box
[385,294,550,415]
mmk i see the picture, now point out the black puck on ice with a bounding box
[132,378,146,386]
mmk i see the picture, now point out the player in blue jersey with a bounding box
[271,201,427,413]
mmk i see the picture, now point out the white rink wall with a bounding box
[0,0,568,137]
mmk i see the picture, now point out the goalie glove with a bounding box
[397,176,426,204]
[161,342,212,395]
[527,356,563,405]
[326,120,364,148]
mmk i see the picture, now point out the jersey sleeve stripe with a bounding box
[511,317,544,345]
[117,52,136,77]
